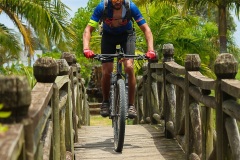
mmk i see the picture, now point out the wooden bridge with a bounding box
[0,44,240,160]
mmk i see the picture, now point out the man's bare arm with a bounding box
[139,23,154,51]
[83,25,95,50]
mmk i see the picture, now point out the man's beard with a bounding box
[112,3,122,10]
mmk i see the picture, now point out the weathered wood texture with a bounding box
[135,46,240,160]
[0,124,24,160]
[75,125,185,160]
[0,55,90,160]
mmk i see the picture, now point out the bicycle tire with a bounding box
[113,79,127,152]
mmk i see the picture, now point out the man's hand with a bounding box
[83,49,94,58]
[145,50,156,60]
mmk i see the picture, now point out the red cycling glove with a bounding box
[145,50,156,60]
[83,49,94,58]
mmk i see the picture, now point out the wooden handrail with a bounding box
[136,44,240,160]
[0,55,90,160]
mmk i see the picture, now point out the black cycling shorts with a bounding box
[101,29,136,63]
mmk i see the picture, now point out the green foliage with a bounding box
[71,0,100,57]
[236,69,240,80]
[0,63,36,88]
[71,0,240,82]
[0,0,76,57]
[0,24,22,67]
[0,104,10,134]
[41,52,62,59]
[0,104,11,118]
[71,0,103,81]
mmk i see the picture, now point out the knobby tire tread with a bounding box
[114,79,126,152]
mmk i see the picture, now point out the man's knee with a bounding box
[124,67,134,75]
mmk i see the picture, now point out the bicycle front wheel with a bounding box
[113,79,127,152]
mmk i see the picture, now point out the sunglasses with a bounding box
[112,0,123,3]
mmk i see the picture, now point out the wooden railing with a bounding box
[0,52,90,160]
[1,45,240,160]
[136,44,240,160]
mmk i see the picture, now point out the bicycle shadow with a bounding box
[76,137,143,154]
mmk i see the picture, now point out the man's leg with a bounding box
[101,62,113,101]
[124,59,135,105]
[124,59,137,118]
[100,62,113,117]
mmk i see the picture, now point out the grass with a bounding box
[90,115,111,126]
[90,115,135,126]
[236,70,240,80]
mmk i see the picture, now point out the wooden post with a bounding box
[162,43,174,138]
[56,58,70,160]
[147,61,154,123]
[0,76,31,123]
[56,59,70,76]
[61,52,78,143]
[65,81,74,155]
[69,67,78,143]
[32,57,59,160]
[184,54,201,159]
[214,53,238,160]
[76,63,82,128]
[201,89,214,160]
[78,80,84,127]
[60,52,77,66]
[33,57,59,83]
[52,83,60,160]
[0,76,30,159]
[142,63,149,123]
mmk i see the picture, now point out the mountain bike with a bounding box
[94,45,147,152]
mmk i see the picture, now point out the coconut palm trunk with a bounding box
[218,4,227,53]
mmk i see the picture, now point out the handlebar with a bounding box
[93,53,148,61]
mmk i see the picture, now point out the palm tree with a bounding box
[180,0,240,53]
[0,0,76,65]
[135,0,240,53]
[0,24,21,67]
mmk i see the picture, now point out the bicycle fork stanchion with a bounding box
[125,74,129,118]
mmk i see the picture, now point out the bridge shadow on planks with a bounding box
[74,124,185,160]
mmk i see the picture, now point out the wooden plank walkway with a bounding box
[74,124,185,160]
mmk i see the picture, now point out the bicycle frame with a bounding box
[93,46,146,152]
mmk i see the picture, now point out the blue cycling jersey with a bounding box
[88,1,146,34]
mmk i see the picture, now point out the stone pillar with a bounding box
[61,52,77,66]
[33,57,59,83]
[0,76,31,123]
[214,53,238,160]
[184,54,201,159]
[56,59,70,76]
[162,43,174,138]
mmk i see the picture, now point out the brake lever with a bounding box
[93,55,110,61]
[136,55,147,60]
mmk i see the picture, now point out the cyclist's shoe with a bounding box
[128,105,137,119]
[100,102,110,117]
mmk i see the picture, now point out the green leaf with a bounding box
[0,124,9,133]
[0,112,11,118]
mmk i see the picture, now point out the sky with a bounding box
[63,0,88,17]
[0,0,239,46]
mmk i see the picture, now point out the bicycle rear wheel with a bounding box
[113,79,127,152]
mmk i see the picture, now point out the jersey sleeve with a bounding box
[88,3,104,28]
[130,2,146,26]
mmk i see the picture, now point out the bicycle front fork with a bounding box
[109,73,116,119]
[125,74,129,108]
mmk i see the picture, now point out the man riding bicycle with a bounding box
[83,0,156,119]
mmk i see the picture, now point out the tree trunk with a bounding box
[218,4,227,53]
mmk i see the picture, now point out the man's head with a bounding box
[111,0,123,10]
